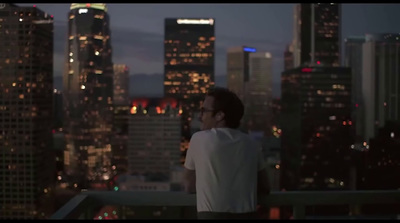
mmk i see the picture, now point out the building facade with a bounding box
[344,36,366,142]
[128,98,181,178]
[243,52,273,135]
[292,4,301,68]
[298,3,341,66]
[113,64,129,106]
[362,33,400,143]
[62,3,114,188]
[284,44,294,71]
[227,46,256,102]
[163,18,215,162]
[0,3,55,219]
[281,66,353,191]
[111,64,130,173]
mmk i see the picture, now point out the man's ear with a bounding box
[215,111,225,122]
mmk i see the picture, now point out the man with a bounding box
[184,87,270,219]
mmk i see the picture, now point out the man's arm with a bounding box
[184,168,196,194]
[257,168,271,195]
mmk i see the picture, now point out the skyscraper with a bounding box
[0,3,55,219]
[362,33,400,143]
[227,46,256,102]
[365,120,400,190]
[344,36,366,142]
[281,66,353,191]
[281,3,349,192]
[63,3,114,188]
[112,64,129,173]
[113,64,129,106]
[163,18,215,160]
[296,3,341,66]
[128,98,181,177]
[243,52,273,135]
[284,44,294,71]
[292,4,301,68]
[53,89,63,130]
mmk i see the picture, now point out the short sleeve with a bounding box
[257,146,266,171]
[184,133,197,170]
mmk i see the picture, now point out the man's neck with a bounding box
[214,120,227,128]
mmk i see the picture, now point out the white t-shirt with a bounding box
[184,128,266,213]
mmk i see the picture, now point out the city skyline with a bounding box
[18,3,400,89]
[2,3,400,219]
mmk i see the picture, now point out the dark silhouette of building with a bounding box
[364,121,400,189]
[53,89,63,129]
[281,66,353,190]
[0,3,56,219]
[359,121,400,216]
[280,66,353,217]
[297,4,341,67]
[284,44,294,71]
[270,98,282,130]
[111,64,130,174]
[344,36,366,144]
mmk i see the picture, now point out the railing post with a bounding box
[85,206,94,219]
[293,205,305,219]
[349,204,361,216]
[79,205,94,219]
[118,206,125,219]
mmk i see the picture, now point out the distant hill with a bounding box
[53,74,280,98]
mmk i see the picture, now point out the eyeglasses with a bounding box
[200,107,214,114]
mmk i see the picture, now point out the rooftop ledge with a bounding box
[51,190,400,219]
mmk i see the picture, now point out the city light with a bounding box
[301,67,313,72]
[243,47,256,52]
[2,2,400,220]
[176,18,214,25]
[78,8,88,14]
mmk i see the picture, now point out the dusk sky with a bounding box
[18,3,400,88]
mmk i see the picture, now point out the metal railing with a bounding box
[50,190,400,219]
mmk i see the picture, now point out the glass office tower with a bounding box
[0,3,55,219]
[164,18,215,162]
[63,3,114,188]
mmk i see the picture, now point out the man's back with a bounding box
[185,127,265,213]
